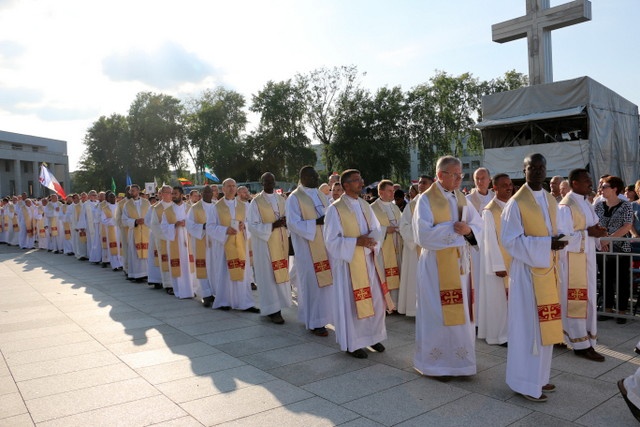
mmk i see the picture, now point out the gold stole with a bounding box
[371,200,401,290]
[559,195,588,319]
[425,184,468,326]
[334,197,394,319]
[154,204,169,271]
[75,204,87,243]
[62,205,71,240]
[254,192,290,284]
[163,205,188,277]
[190,201,208,279]
[21,206,34,237]
[291,187,332,287]
[514,186,563,346]
[10,205,19,232]
[101,204,119,255]
[125,199,151,259]
[469,189,482,213]
[98,201,107,250]
[37,207,46,238]
[216,199,247,281]
[485,200,512,290]
[48,205,59,237]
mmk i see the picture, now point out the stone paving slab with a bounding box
[2,245,640,426]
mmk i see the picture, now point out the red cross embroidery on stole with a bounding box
[353,287,372,301]
[439,289,463,305]
[537,303,562,321]
[313,260,331,273]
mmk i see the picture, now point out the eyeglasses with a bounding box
[441,171,465,180]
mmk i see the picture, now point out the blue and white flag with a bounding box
[204,165,220,183]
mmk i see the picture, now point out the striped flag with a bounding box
[39,164,66,198]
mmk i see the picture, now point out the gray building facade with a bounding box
[0,130,70,198]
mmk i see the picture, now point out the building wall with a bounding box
[0,130,69,198]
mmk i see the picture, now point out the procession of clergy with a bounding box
[0,153,620,405]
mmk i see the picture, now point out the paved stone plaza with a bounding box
[1,244,640,426]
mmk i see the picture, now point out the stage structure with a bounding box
[477,76,639,183]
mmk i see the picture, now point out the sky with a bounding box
[1,0,638,172]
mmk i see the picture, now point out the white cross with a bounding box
[492,0,591,85]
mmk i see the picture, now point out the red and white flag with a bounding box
[39,164,66,198]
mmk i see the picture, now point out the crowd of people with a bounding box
[2,155,640,421]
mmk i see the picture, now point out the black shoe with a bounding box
[165,287,174,295]
[347,348,368,359]
[617,317,628,324]
[244,307,260,313]
[251,283,257,290]
[202,296,215,308]
[268,311,284,324]
[370,342,385,352]
[79,257,88,261]
[619,379,640,422]
[499,342,508,347]
[310,327,329,337]
[101,263,108,268]
[134,277,147,283]
[598,315,612,321]
[154,283,163,289]
[218,306,231,311]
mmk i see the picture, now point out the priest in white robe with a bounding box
[100,192,123,270]
[478,173,513,346]
[466,167,493,320]
[371,180,403,310]
[150,186,174,291]
[413,156,482,379]
[45,194,64,253]
[144,200,163,289]
[619,340,640,422]
[325,169,392,358]
[206,178,258,312]
[17,199,35,249]
[80,191,101,263]
[248,173,292,324]
[558,168,607,362]
[397,176,432,317]
[70,194,88,260]
[186,185,216,307]
[160,186,196,299]
[501,153,567,402]
[121,184,151,281]
[285,166,334,336]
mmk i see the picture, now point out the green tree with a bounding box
[407,71,484,175]
[128,92,186,183]
[77,113,131,190]
[297,65,363,173]
[330,86,409,182]
[184,87,250,181]
[247,79,315,182]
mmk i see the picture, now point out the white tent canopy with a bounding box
[477,76,639,183]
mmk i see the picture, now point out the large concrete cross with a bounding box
[492,0,592,85]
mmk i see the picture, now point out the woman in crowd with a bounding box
[594,175,633,324]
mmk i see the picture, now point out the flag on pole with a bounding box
[39,164,66,198]
[111,177,116,193]
[126,174,132,187]
[204,165,220,183]
[178,178,193,186]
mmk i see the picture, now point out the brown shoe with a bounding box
[521,393,548,402]
[542,383,556,393]
[574,347,605,362]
